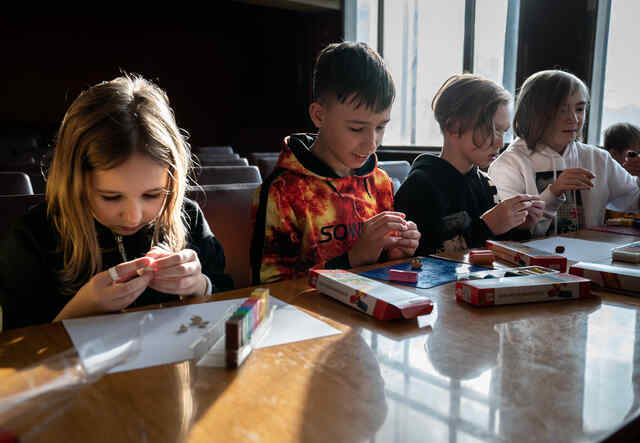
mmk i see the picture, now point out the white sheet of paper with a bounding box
[63,297,341,373]
[524,237,615,263]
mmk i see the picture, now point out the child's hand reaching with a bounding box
[146,246,208,297]
[54,257,155,321]
[348,211,419,267]
[549,168,595,196]
[481,195,534,235]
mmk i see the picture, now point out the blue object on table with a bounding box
[359,257,487,289]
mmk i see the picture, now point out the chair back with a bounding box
[256,157,278,180]
[248,152,279,166]
[194,165,262,185]
[378,160,411,194]
[197,157,249,167]
[0,172,34,195]
[194,146,234,155]
[188,183,260,289]
[0,194,46,241]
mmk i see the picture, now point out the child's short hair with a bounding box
[603,122,640,154]
[312,41,395,113]
[432,73,511,147]
[513,69,590,151]
[47,74,191,291]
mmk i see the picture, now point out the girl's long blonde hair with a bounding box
[47,75,191,292]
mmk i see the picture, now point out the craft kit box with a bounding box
[611,241,640,264]
[486,240,567,272]
[455,273,591,306]
[308,269,433,320]
[569,262,640,292]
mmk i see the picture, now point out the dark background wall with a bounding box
[0,0,599,161]
[0,3,341,159]
[516,0,598,91]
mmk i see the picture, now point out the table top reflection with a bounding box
[2,230,640,443]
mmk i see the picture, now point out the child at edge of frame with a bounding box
[0,74,233,331]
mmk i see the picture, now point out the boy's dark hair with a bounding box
[603,122,640,154]
[432,73,511,148]
[312,41,395,113]
[513,69,589,151]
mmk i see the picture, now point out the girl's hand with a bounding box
[549,168,595,196]
[146,248,207,296]
[386,220,421,259]
[54,257,154,321]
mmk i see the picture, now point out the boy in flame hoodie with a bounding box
[250,42,420,284]
[488,70,640,237]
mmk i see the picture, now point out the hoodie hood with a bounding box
[508,137,580,172]
[410,152,486,185]
[278,133,378,179]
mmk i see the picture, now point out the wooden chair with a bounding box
[188,183,260,289]
[0,172,34,195]
[378,160,411,194]
[193,165,262,185]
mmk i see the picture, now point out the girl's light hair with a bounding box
[432,73,511,148]
[47,75,191,292]
[513,69,590,151]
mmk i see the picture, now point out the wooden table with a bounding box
[2,230,640,442]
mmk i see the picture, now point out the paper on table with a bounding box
[524,237,614,263]
[63,297,341,373]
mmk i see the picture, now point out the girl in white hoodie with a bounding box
[488,70,640,237]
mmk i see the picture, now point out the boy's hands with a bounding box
[481,195,540,235]
[520,197,545,230]
[348,211,421,267]
[549,168,595,196]
[386,220,421,259]
[54,257,155,321]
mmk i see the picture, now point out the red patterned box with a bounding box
[455,273,591,306]
[308,269,433,320]
[486,240,567,272]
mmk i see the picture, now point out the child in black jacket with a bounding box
[395,74,544,256]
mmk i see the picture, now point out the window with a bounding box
[591,0,640,145]
[344,0,517,147]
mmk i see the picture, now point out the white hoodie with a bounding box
[488,138,640,237]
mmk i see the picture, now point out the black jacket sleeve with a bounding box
[185,199,234,292]
[0,208,66,330]
[394,171,447,256]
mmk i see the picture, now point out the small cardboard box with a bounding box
[569,261,640,292]
[611,241,640,264]
[455,273,591,306]
[486,240,567,272]
[308,269,433,320]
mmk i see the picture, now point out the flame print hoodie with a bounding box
[250,133,394,284]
